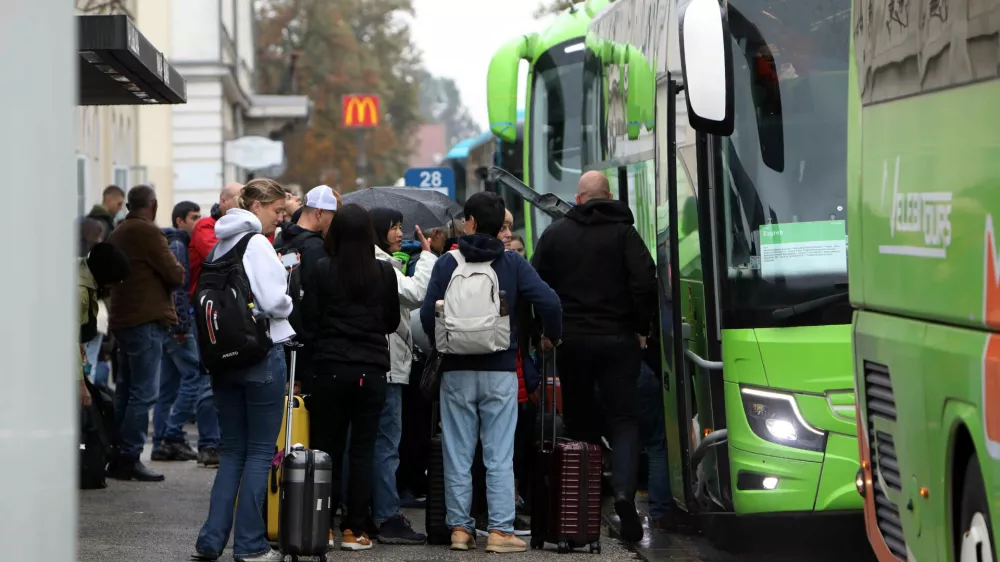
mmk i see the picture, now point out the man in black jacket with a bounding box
[532,171,657,544]
[275,184,338,394]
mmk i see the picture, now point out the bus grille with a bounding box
[863,361,907,560]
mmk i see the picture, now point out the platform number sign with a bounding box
[405,167,455,199]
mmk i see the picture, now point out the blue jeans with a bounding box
[196,344,286,559]
[155,327,221,450]
[83,333,110,388]
[372,384,403,525]
[113,322,165,459]
[638,361,671,518]
[440,370,518,533]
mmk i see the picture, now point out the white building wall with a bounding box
[171,0,220,62]
[136,0,305,218]
[173,80,227,208]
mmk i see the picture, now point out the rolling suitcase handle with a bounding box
[284,340,303,456]
[539,348,557,445]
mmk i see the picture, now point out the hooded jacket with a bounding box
[188,215,217,297]
[532,199,657,338]
[87,204,115,242]
[420,234,562,373]
[162,227,194,335]
[211,209,295,343]
[375,245,437,384]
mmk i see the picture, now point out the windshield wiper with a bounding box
[771,291,849,320]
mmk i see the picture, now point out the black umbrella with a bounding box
[342,187,464,235]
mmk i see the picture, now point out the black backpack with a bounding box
[195,233,272,373]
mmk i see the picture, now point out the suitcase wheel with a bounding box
[557,541,570,554]
[589,541,601,554]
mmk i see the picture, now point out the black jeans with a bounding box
[557,334,642,499]
[309,369,387,534]
[398,359,432,497]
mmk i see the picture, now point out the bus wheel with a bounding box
[958,457,996,562]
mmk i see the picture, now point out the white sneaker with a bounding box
[235,549,283,562]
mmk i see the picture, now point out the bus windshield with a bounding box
[718,0,851,328]
[530,44,600,236]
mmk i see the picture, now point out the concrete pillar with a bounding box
[0,1,77,560]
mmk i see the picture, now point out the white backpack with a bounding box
[434,249,511,355]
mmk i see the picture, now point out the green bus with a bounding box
[486,0,609,255]
[843,0,1000,559]
[585,0,861,537]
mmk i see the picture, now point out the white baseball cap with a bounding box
[304,184,339,212]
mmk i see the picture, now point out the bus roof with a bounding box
[531,0,609,62]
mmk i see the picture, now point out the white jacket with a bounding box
[214,209,296,343]
[375,245,437,384]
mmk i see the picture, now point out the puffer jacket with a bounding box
[375,245,437,384]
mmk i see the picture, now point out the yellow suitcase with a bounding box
[265,392,310,542]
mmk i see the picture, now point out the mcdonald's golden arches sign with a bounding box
[342,94,380,128]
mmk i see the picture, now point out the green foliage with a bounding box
[256,0,424,190]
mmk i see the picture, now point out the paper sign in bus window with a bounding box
[759,221,847,278]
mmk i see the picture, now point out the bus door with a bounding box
[658,75,731,513]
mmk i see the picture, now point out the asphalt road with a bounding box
[77,435,880,562]
[77,448,639,562]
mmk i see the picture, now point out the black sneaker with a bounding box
[150,445,174,461]
[376,515,426,545]
[151,441,197,461]
[108,459,165,482]
[513,515,531,536]
[614,495,643,543]
[198,447,220,467]
[171,441,199,461]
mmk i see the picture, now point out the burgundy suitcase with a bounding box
[530,350,603,554]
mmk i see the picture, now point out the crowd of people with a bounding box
[76,172,671,562]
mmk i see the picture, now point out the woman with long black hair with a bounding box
[301,204,400,552]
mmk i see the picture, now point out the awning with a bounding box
[78,15,186,106]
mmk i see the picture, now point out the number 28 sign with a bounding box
[404,167,455,199]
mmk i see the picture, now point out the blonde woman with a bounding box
[194,179,295,562]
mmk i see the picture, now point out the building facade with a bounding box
[75,0,308,224]
[75,0,143,216]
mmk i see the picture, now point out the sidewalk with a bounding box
[78,435,640,562]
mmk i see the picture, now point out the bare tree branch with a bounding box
[532,0,583,18]
[79,0,134,18]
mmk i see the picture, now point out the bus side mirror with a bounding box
[678,0,735,136]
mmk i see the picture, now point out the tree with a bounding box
[256,0,423,190]
[533,0,584,18]
[417,70,480,147]
[77,0,132,16]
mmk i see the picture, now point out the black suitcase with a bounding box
[530,350,603,554]
[278,344,332,561]
[425,402,450,545]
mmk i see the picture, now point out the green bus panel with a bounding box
[854,309,1000,560]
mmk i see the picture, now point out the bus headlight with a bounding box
[740,387,827,452]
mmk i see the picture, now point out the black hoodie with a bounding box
[273,223,326,338]
[532,199,657,338]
